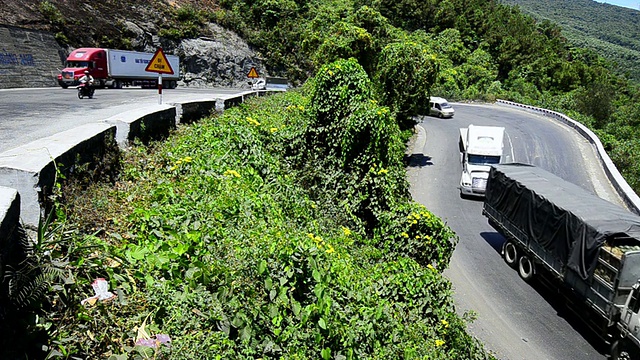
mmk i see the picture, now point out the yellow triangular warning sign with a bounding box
[247,67,259,79]
[145,48,175,75]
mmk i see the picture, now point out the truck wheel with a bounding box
[611,339,634,360]
[503,241,518,268]
[518,255,535,281]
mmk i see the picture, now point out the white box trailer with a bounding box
[106,49,180,88]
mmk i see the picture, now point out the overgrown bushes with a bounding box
[3,61,492,359]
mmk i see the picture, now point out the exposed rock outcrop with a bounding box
[176,24,265,88]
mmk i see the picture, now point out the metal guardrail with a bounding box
[496,99,640,215]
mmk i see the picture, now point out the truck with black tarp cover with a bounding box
[483,163,640,360]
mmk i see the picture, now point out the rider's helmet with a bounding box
[84,71,89,75]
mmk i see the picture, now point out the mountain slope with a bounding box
[501,0,640,81]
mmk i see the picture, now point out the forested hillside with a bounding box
[501,0,640,81]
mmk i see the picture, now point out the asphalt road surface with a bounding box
[407,103,625,360]
[0,86,246,154]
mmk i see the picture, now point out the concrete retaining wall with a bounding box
[496,99,640,215]
[0,91,257,238]
[0,24,65,89]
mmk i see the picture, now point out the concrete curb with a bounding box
[0,91,258,234]
[0,186,19,240]
[496,99,640,214]
[0,123,117,226]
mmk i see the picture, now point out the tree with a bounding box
[375,35,438,129]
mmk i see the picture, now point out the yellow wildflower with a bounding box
[401,232,409,238]
[176,160,183,165]
[183,156,193,163]
[325,244,335,254]
[435,339,445,347]
[441,319,449,328]
[427,264,435,271]
[270,127,278,133]
[342,227,352,236]
[223,170,241,178]
[247,117,260,126]
[377,168,388,175]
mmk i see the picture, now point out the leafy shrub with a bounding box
[39,1,65,27]
[34,78,491,358]
[375,36,438,129]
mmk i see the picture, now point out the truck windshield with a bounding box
[468,154,501,165]
[66,61,90,68]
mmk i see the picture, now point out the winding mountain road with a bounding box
[408,103,624,360]
[0,86,245,154]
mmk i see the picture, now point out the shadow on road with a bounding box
[404,153,433,167]
[479,232,609,357]
[480,231,505,254]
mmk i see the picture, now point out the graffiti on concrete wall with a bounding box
[0,50,36,66]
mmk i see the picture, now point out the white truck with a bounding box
[459,124,506,197]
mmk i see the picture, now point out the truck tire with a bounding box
[503,241,518,268]
[518,255,535,281]
[611,339,635,360]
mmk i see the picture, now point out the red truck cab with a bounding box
[57,48,108,88]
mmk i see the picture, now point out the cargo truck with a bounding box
[459,125,507,198]
[483,163,640,359]
[57,48,180,89]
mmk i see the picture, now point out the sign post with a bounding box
[145,48,175,105]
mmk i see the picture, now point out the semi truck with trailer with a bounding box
[459,125,506,198]
[57,48,180,89]
[483,163,640,359]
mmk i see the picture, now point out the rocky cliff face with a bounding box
[0,0,265,89]
[177,24,265,88]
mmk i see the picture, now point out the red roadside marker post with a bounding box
[145,48,175,105]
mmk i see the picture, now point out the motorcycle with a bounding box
[77,80,95,99]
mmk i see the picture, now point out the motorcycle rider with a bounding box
[78,70,95,97]
[79,70,94,86]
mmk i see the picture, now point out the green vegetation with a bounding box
[1,62,492,359]
[501,0,640,82]
[209,0,640,194]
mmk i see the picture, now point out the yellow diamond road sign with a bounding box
[145,48,175,75]
[247,67,259,78]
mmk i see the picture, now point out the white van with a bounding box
[429,97,455,118]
